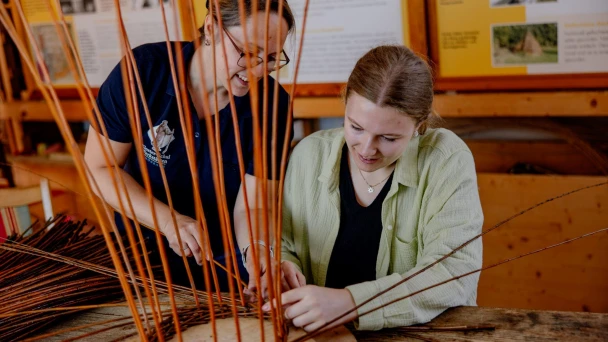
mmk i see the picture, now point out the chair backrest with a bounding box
[0,178,54,231]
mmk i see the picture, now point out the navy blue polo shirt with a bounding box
[96,41,292,260]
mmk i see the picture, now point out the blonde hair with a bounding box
[344,45,440,134]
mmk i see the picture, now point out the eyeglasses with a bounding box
[222,27,290,71]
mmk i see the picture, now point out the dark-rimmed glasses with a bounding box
[222,27,290,71]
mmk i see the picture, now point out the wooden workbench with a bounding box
[38,305,607,341]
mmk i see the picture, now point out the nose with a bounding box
[251,62,265,78]
[360,136,377,157]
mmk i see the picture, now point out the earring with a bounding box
[204,39,211,46]
[414,131,419,137]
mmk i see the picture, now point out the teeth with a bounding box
[238,74,248,82]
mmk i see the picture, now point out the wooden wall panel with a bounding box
[477,173,608,313]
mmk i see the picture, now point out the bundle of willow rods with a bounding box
[0,216,145,341]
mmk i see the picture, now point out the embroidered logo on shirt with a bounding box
[144,120,174,166]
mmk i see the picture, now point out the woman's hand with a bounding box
[245,259,306,301]
[162,214,205,265]
[244,248,272,300]
[263,285,358,332]
[280,260,306,292]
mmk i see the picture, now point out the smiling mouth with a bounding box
[236,74,249,86]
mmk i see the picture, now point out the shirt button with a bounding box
[387,225,393,231]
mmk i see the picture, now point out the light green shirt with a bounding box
[281,128,483,330]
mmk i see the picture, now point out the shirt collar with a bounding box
[165,41,196,97]
[319,128,420,191]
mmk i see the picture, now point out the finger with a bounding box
[172,240,189,258]
[286,271,300,290]
[303,319,326,333]
[280,274,290,292]
[167,237,182,257]
[187,222,204,254]
[183,235,202,265]
[260,270,270,300]
[286,302,315,327]
[247,274,257,292]
[182,233,199,254]
[262,286,306,312]
[243,287,258,303]
[296,272,306,287]
[281,287,307,305]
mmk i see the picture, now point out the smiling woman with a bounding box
[278,45,484,332]
[83,0,296,292]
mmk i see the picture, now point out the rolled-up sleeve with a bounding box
[280,145,304,273]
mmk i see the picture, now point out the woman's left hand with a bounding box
[263,285,358,332]
[243,250,275,300]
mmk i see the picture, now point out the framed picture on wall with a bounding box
[428,0,608,91]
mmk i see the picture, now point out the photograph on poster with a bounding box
[31,23,77,84]
[60,0,96,14]
[490,0,557,7]
[492,23,558,65]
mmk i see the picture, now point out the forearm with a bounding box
[234,208,274,255]
[89,166,174,232]
[346,247,481,330]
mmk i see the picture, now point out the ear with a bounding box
[203,15,220,42]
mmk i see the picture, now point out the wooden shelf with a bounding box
[292,91,608,118]
[1,91,607,122]
[8,155,75,166]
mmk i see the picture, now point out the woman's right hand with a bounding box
[162,214,205,265]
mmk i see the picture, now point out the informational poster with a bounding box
[23,0,183,86]
[282,0,411,84]
[436,0,608,77]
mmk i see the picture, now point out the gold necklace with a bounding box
[358,168,392,193]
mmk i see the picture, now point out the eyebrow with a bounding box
[348,116,404,138]
[243,37,282,56]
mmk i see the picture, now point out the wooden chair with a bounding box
[0,178,54,232]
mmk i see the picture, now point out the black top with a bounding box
[325,145,394,289]
[95,41,292,290]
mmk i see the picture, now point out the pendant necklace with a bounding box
[358,168,392,193]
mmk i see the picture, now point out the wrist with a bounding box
[241,240,274,265]
[160,213,181,234]
[160,217,170,234]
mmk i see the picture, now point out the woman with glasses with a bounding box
[84,0,295,291]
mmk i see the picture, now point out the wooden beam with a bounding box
[293,91,608,118]
[434,91,608,117]
[293,97,344,119]
[1,91,607,122]
[0,100,90,121]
